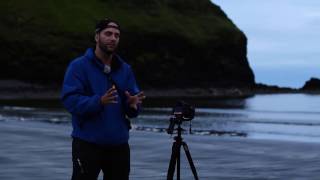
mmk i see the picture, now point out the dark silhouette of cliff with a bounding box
[302,78,320,91]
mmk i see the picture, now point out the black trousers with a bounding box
[71,138,130,180]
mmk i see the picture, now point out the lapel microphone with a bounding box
[103,64,115,88]
[103,64,111,74]
[104,66,118,91]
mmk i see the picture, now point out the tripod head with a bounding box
[166,101,195,135]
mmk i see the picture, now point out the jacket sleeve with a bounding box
[61,62,103,116]
[125,67,141,118]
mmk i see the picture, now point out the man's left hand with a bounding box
[125,91,146,110]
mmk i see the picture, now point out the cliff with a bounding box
[0,0,255,88]
[302,77,320,91]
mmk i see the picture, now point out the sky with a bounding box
[212,0,320,88]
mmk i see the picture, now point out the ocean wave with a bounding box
[42,117,70,124]
[1,106,36,111]
[196,118,320,126]
[196,108,320,115]
[248,130,320,138]
[132,126,247,137]
[0,114,70,124]
[137,114,320,127]
[146,108,310,118]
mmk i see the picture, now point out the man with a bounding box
[61,18,145,180]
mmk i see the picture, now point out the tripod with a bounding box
[167,121,199,180]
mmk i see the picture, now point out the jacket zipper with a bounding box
[77,158,84,174]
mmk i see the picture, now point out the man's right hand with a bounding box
[100,86,118,105]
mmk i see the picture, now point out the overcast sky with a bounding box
[212,0,320,88]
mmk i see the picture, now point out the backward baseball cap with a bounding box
[95,18,121,33]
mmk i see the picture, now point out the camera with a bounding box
[167,101,195,134]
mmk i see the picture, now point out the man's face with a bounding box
[95,22,120,54]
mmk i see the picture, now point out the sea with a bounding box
[0,93,319,143]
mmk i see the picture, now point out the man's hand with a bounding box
[100,86,118,105]
[125,91,146,110]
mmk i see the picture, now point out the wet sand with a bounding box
[0,120,320,180]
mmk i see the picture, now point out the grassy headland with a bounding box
[0,0,254,89]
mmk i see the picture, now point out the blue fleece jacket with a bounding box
[61,48,140,145]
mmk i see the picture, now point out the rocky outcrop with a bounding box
[301,78,320,91]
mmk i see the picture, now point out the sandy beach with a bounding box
[1,120,320,180]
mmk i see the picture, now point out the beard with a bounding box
[98,39,117,55]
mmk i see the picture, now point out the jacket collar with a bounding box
[84,48,123,72]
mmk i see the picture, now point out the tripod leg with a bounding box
[182,142,199,180]
[177,144,181,180]
[167,142,178,180]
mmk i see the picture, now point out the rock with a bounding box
[302,78,320,90]
[253,83,297,93]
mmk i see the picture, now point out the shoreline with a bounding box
[0,88,319,100]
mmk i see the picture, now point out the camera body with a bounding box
[167,101,195,134]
